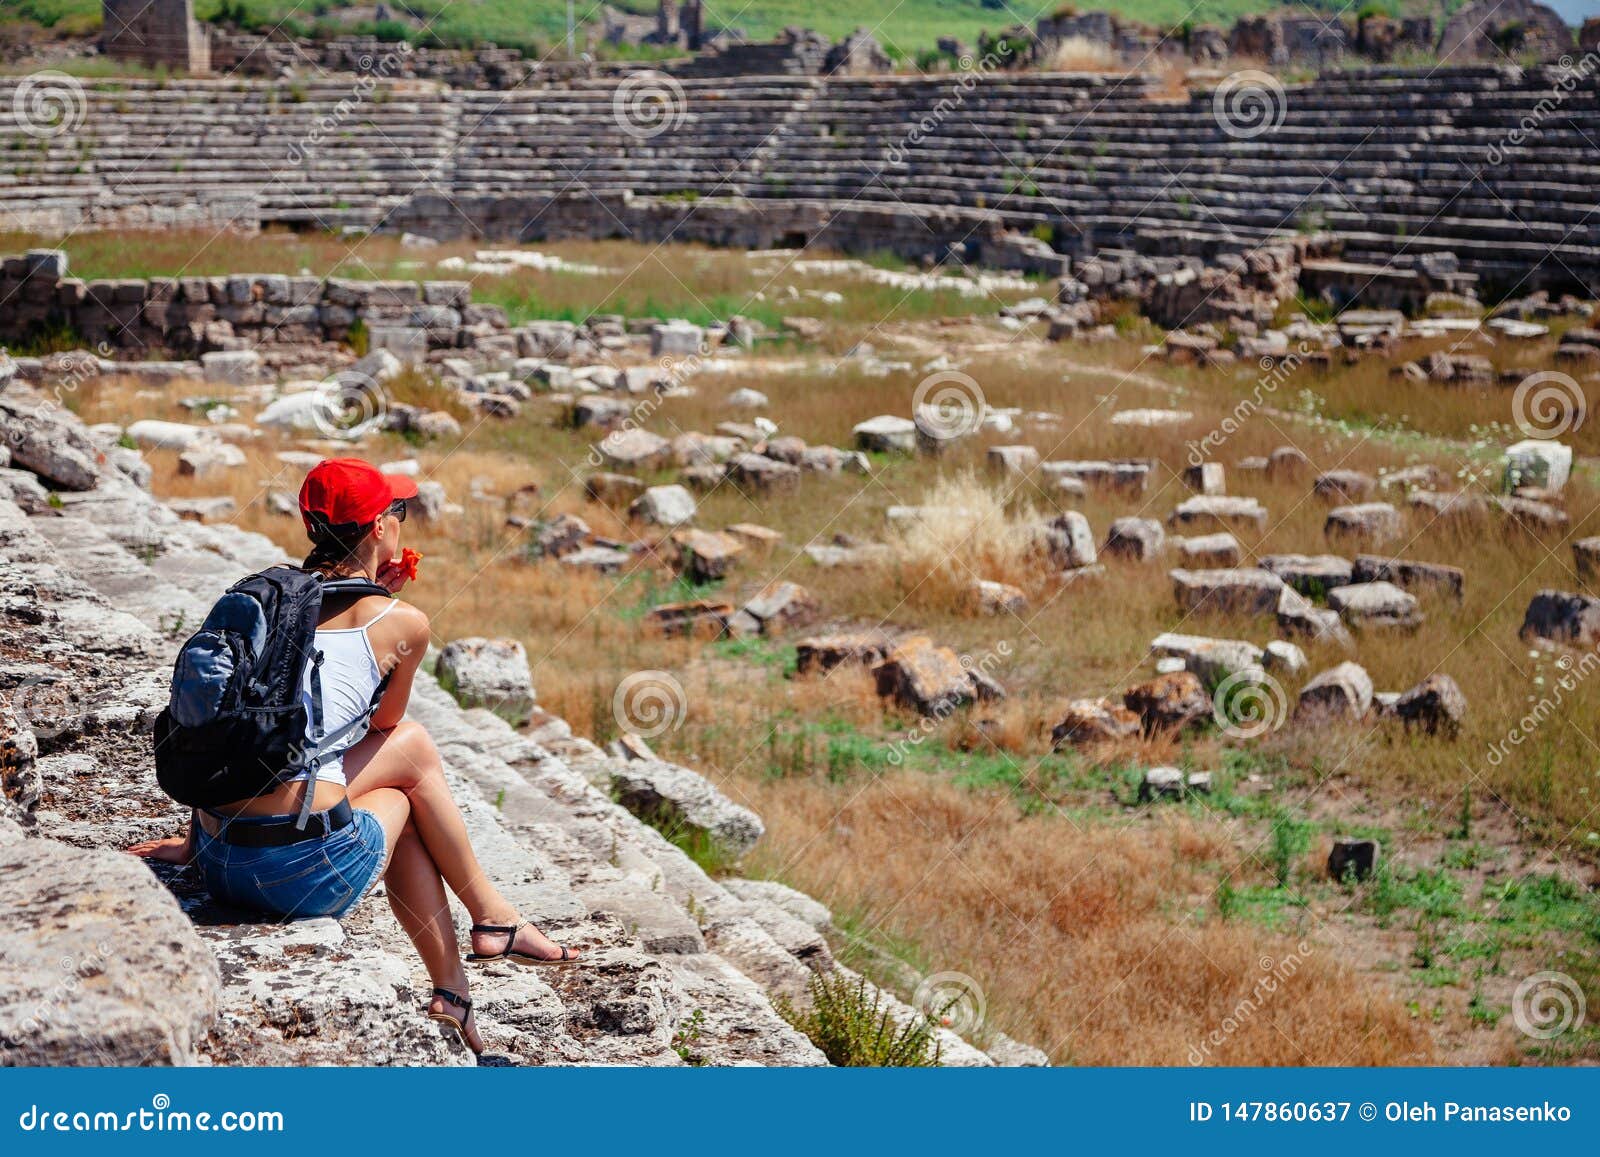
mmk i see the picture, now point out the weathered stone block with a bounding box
[435,637,536,725]
[1295,662,1373,724]
[0,840,220,1064]
[872,636,1003,716]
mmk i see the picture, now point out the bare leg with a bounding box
[344,722,576,962]
[384,819,483,1053]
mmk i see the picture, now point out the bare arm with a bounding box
[370,602,431,732]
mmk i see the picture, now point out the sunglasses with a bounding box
[386,500,408,523]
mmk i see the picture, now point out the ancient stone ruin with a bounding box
[1437,0,1575,64]
[1,64,1594,296]
[1019,3,1573,68]
[0,258,509,360]
[102,0,210,74]
[601,0,706,51]
[3,6,1598,1071]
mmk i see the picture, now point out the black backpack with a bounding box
[153,565,393,825]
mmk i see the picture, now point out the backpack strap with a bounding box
[308,651,325,737]
[319,576,393,601]
[293,669,395,830]
[290,573,396,830]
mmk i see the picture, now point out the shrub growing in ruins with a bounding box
[880,470,1042,608]
[778,971,942,1067]
[636,802,741,877]
[1264,808,1313,887]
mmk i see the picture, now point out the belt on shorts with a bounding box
[202,798,355,848]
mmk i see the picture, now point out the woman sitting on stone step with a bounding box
[131,457,578,1055]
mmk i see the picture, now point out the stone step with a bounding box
[5,473,783,1064]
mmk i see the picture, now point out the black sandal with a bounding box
[466,922,580,967]
[427,987,480,1054]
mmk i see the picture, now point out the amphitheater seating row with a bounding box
[0,67,1593,286]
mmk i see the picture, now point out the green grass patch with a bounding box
[0,0,1318,62]
[5,318,87,356]
[9,0,1293,63]
[613,569,724,619]
[1364,865,1465,928]
[707,635,798,676]
[1440,841,1500,871]
[759,715,899,783]
[1263,808,1315,888]
[633,803,740,876]
[1415,965,1461,989]
[670,1009,709,1066]
[1483,873,1600,942]
[754,712,1129,804]
[1215,879,1312,930]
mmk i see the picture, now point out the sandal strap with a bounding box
[431,986,472,1012]
[470,923,521,937]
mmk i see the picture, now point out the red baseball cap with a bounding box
[298,458,419,533]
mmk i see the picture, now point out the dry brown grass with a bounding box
[1048,36,1120,72]
[744,775,1436,1065]
[1147,57,1198,102]
[58,240,1600,1065]
[85,328,1600,856]
[879,469,1046,612]
[1151,322,1598,455]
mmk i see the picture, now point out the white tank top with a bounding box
[294,600,399,786]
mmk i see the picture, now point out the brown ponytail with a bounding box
[301,514,373,577]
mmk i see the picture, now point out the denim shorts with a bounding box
[195,808,387,920]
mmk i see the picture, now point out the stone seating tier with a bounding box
[0,67,1593,288]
